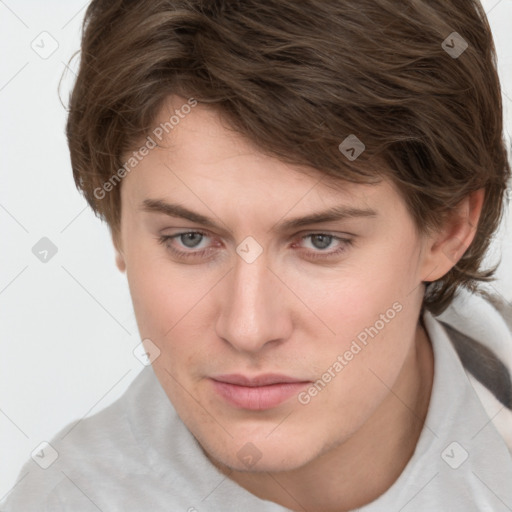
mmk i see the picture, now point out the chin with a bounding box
[198,430,323,474]
[222,450,314,474]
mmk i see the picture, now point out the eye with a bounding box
[176,232,207,249]
[157,231,215,259]
[294,233,353,260]
[156,231,354,262]
[302,234,335,250]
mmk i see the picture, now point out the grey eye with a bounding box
[309,234,333,250]
[180,232,204,248]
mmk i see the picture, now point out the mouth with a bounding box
[210,374,311,410]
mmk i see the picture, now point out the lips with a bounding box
[210,374,310,410]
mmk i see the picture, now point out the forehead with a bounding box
[121,95,400,216]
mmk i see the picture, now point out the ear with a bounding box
[420,188,485,283]
[111,229,126,273]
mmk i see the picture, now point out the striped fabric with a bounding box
[437,286,512,452]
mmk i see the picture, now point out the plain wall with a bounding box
[1,0,511,500]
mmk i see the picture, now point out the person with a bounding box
[3,0,512,510]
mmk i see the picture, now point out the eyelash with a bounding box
[156,231,354,261]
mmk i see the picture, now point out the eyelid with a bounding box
[159,229,213,249]
[293,233,353,256]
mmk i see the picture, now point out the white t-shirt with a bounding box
[3,292,512,511]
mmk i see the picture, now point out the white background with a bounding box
[1,0,511,501]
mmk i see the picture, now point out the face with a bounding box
[114,95,436,473]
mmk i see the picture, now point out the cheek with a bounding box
[292,288,415,442]
[286,239,421,413]
[127,266,174,339]
[127,265,212,410]
[287,240,419,341]
[126,240,203,334]
[126,254,222,372]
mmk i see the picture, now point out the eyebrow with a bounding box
[140,198,378,233]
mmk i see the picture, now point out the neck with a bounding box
[209,321,434,512]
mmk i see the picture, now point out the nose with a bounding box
[215,251,293,354]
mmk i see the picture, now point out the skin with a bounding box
[113,95,484,511]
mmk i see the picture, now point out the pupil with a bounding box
[312,234,331,249]
[182,233,202,248]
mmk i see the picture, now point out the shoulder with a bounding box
[436,286,512,451]
[0,369,153,511]
[436,286,512,381]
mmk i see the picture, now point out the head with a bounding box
[65,0,510,473]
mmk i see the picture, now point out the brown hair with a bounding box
[65,0,511,316]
